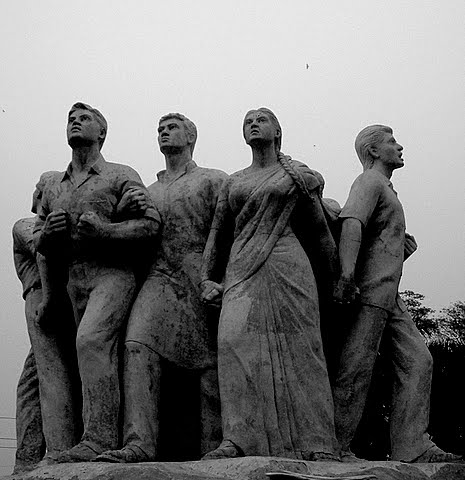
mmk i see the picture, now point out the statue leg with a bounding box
[25,288,80,456]
[120,340,161,460]
[14,349,45,473]
[95,279,162,464]
[61,271,136,462]
[333,305,387,453]
[388,307,435,461]
[200,366,222,456]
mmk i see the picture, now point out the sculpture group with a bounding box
[12,102,460,474]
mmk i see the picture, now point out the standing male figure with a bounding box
[97,113,227,463]
[332,124,460,463]
[34,102,160,462]
[13,171,81,472]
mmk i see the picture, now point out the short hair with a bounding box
[243,107,282,153]
[68,102,108,149]
[355,124,392,169]
[159,112,197,155]
[36,170,59,193]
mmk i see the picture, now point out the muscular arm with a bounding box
[77,212,160,243]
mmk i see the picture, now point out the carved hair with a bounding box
[159,112,197,155]
[68,102,108,150]
[277,153,315,202]
[355,124,392,169]
[243,107,282,153]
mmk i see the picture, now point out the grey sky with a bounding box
[1,1,464,474]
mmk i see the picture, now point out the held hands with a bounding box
[404,233,418,260]
[200,280,224,307]
[77,211,108,239]
[117,186,149,216]
[333,275,360,305]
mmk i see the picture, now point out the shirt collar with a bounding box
[61,156,105,182]
[156,160,197,183]
[367,168,394,189]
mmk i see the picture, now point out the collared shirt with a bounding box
[148,160,228,276]
[35,156,159,265]
[13,217,41,299]
[339,169,406,312]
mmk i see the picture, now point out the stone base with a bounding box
[3,456,465,480]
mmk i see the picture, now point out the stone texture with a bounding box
[4,457,465,480]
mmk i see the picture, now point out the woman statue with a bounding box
[200,108,339,461]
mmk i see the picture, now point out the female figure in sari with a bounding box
[200,108,339,460]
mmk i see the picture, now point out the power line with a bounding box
[0,446,16,449]
[0,417,15,420]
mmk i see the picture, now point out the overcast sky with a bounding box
[0,1,464,474]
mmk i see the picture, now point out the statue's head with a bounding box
[354,124,393,169]
[67,102,107,150]
[158,113,197,155]
[32,170,59,214]
[243,107,282,153]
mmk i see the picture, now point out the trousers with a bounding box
[333,303,434,461]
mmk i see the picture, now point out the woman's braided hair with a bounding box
[277,152,316,202]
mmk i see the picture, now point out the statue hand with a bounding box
[404,233,418,260]
[200,280,224,307]
[117,187,149,216]
[77,211,107,239]
[333,275,360,305]
[42,209,69,240]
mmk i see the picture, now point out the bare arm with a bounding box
[333,218,362,304]
[77,212,160,242]
[200,180,234,306]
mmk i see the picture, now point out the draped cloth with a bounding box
[202,160,338,459]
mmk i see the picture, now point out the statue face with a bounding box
[157,118,190,152]
[243,110,280,147]
[67,109,104,148]
[375,132,404,170]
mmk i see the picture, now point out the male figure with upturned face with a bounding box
[332,125,461,463]
[34,102,160,462]
[97,113,227,463]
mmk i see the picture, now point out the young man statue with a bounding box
[34,103,160,462]
[97,113,227,463]
[333,124,461,463]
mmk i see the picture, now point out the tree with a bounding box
[399,290,437,338]
[441,301,465,340]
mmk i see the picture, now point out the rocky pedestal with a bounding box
[3,457,465,480]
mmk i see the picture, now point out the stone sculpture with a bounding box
[12,172,81,472]
[33,103,160,462]
[332,124,461,463]
[96,113,227,463]
[200,107,339,460]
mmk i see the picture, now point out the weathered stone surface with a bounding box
[4,456,465,480]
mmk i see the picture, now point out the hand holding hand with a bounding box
[333,275,360,305]
[200,280,224,307]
